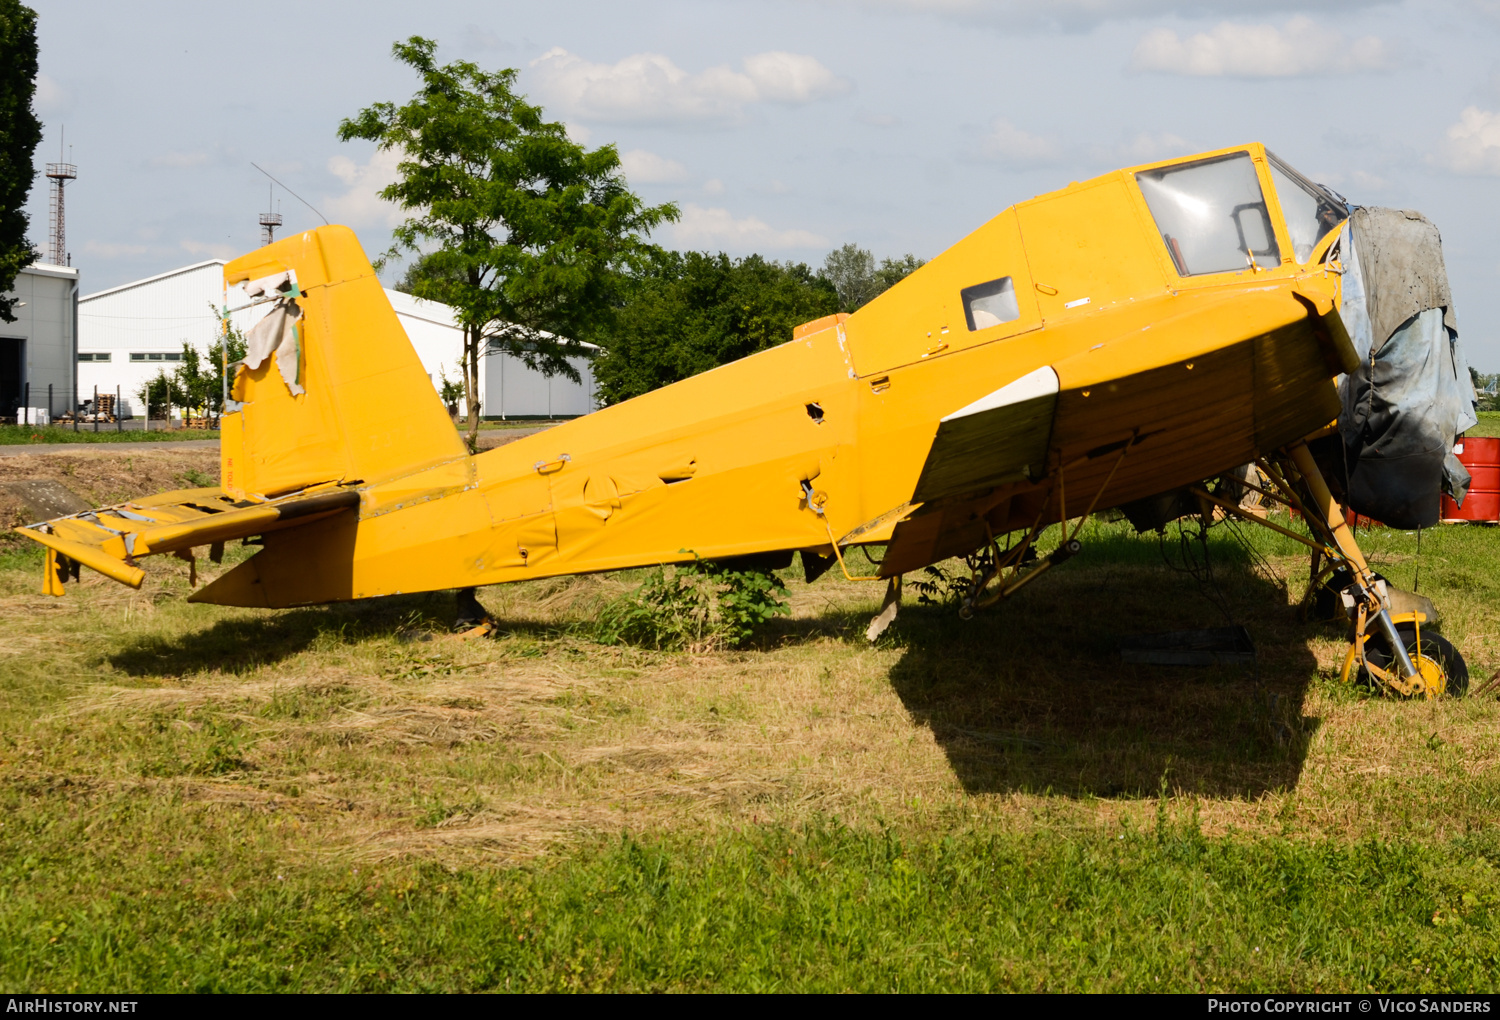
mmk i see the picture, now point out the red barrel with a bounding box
[1442,437,1500,522]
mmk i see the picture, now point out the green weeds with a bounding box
[595,558,789,651]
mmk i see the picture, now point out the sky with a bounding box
[23,0,1500,363]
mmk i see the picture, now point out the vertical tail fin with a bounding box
[219,226,466,499]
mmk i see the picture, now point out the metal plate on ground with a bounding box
[1119,625,1256,666]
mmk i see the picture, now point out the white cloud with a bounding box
[148,151,210,169]
[324,149,403,228]
[671,203,826,250]
[740,51,848,103]
[829,0,1385,32]
[619,149,689,184]
[33,73,72,116]
[1129,17,1393,77]
[1434,106,1500,176]
[702,178,726,195]
[979,119,1064,167]
[180,240,237,260]
[528,48,850,126]
[82,240,147,258]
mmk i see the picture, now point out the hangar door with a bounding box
[0,338,21,417]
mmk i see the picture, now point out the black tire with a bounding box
[1364,625,1469,698]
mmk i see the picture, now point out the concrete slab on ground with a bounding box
[2,479,93,518]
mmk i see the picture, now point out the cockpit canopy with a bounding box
[1135,150,1347,276]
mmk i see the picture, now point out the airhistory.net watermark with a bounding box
[4,1001,139,1014]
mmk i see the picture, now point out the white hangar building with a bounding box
[1,261,80,421]
[77,260,598,419]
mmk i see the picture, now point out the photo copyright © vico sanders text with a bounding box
[1210,1004,1492,1015]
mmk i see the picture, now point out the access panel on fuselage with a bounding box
[841,208,1041,377]
[1014,175,1173,325]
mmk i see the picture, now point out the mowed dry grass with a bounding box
[3,450,1500,872]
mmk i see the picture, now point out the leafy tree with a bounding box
[392,249,461,295]
[438,372,463,417]
[874,253,925,292]
[339,36,678,451]
[820,243,926,314]
[592,250,838,405]
[0,1,41,323]
[178,331,248,419]
[136,370,188,423]
[142,316,249,422]
[821,243,877,312]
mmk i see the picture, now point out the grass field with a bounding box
[2,452,1500,991]
[1465,411,1500,438]
[0,425,221,445]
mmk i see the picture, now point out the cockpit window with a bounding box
[1266,151,1347,263]
[961,276,1020,331]
[1135,152,1280,276]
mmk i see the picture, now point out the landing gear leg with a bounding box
[1286,444,1461,698]
[454,587,498,637]
[1193,441,1466,698]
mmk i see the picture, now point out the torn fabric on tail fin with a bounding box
[244,299,305,396]
[1337,208,1477,529]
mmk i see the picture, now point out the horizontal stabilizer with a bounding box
[14,487,360,594]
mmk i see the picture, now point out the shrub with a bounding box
[596,557,790,652]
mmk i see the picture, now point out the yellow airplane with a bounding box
[14,141,1460,698]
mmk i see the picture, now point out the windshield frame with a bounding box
[1263,150,1349,265]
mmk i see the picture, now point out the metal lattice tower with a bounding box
[259,211,283,246]
[259,184,282,246]
[45,162,77,266]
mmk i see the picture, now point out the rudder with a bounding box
[220,226,467,500]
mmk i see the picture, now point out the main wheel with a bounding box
[1364,625,1469,698]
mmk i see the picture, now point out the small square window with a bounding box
[130,353,146,362]
[164,353,181,362]
[961,276,1020,332]
[147,353,163,361]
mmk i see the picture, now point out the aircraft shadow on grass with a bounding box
[104,592,460,677]
[876,528,1324,800]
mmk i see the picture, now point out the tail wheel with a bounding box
[1364,625,1469,698]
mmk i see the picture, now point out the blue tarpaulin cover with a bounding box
[1337,207,1476,528]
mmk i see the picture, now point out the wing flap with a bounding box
[911,366,1059,504]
